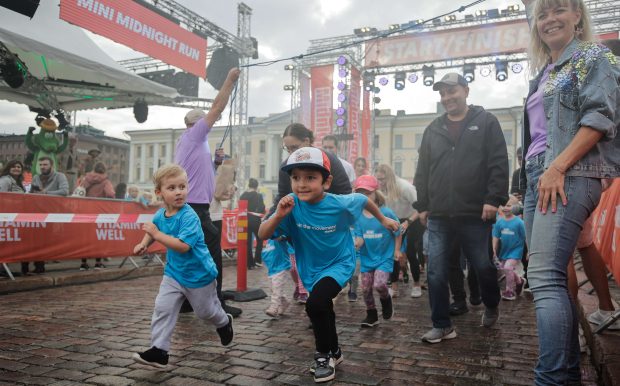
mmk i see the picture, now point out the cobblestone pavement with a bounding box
[0,265,598,385]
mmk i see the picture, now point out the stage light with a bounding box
[0,57,24,89]
[364,81,374,92]
[284,64,295,70]
[422,65,435,87]
[394,72,406,90]
[507,4,520,12]
[338,68,348,78]
[337,56,347,65]
[354,27,378,37]
[337,81,347,91]
[511,63,524,74]
[336,107,346,116]
[363,71,375,92]
[389,24,400,31]
[408,73,418,83]
[476,10,487,17]
[495,61,508,81]
[444,15,456,22]
[463,64,476,83]
[283,85,295,90]
[133,99,148,123]
[373,97,381,104]
[480,66,492,77]
[378,77,389,86]
[336,118,345,127]
[373,87,380,94]
[338,92,347,103]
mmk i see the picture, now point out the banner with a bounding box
[365,20,530,67]
[311,65,334,144]
[591,179,620,286]
[59,0,207,78]
[0,193,165,263]
[348,66,361,163]
[221,209,238,250]
[299,72,311,128]
[361,89,371,161]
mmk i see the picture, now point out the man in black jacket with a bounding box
[240,178,266,269]
[415,73,509,344]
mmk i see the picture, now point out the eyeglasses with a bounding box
[282,144,302,153]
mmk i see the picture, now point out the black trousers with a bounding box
[390,219,422,283]
[189,203,223,300]
[306,276,341,354]
[448,238,481,303]
[246,216,263,267]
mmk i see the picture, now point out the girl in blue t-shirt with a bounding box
[262,236,293,318]
[353,175,403,328]
[259,147,399,383]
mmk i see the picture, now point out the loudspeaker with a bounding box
[207,47,239,90]
[0,0,40,18]
[133,99,148,123]
[0,57,24,88]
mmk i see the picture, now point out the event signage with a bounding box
[310,65,334,144]
[364,19,530,67]
[59,0,207,78]
[348,66,361,163]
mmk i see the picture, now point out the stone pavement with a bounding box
[0,264,602,385]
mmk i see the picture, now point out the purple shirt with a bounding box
[174,118,215,204]
[525,64,554,160]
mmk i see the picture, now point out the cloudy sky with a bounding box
[0,0,530,139]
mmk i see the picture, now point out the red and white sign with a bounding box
[365,20,530,67]
[311,65,334,144]
[348,66,361,163]
[60,0,207,78]
[361,90,371,160]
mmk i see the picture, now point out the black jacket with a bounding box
[414,105,509,218]
[239,190,265,221]
[271,149,352,213]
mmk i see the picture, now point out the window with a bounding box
[148,167,154,179]
[148,145,154,158]
[245,165,251,179]
[160,144,166,158]
[135,166,141,180]
[259,164,266,179]
[374,135,379,149]
[394,134,403,149]
[136,145,142,158]
[245,141,252,154]
[394,161,402,177]
[259,140,266,153]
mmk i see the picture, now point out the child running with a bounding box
[492,195,526,300]
[353,175,403,327]
[132,164,233,369]
[262,236,293,318]
[258,147,399,383]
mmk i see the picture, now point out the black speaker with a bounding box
[207,47,239,90]
[0,0,40,18]
[133,99,148,123]
[0,57,24,88]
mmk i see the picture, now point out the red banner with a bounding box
[311,65,334,144]
[0,193,165,263]
[59,0,207,78]
[361,89,371,161]
[591,179,620,286]
[348,66,361,163]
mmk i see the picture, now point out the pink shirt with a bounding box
[174,118,215,204]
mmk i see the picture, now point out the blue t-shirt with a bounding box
[274,193,367,291]
[492,216,526,260]
[153,204,218,288]
[262,238,292,276]
[354,206,400,273]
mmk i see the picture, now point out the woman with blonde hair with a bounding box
[520,0,619,383]
[374,164,422,298]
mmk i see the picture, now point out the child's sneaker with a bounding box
[361,309,379,328]
[132,346,169,369]
[265,306,279,318]
[501,291,516,301]
[390,282,399,298]
[347,291,358,302]
[94,263,106,269]
[310,348,343,374]
[380,296,394,320]
[216,313,234,346]
[293,288,300,301]
[312,352,335,383]
[278,298,289,316]
[298,293,308,304]
[410,286,422,298]
[79,263,89,271]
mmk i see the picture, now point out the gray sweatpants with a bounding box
[151,275,228,352]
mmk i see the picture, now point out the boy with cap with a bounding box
[259,147,399,383]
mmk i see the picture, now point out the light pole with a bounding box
[284,64,295,123]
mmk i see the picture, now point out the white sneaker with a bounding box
[410,286,422,298]
[587,309,620,330]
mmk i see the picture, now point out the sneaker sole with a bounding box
[310,355,343,374]
[421,330,457,344]
[132,353,167,369]
[481,312,500,328]
[361,321,379,328]
[314,372,335,383]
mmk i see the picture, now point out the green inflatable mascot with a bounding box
[26,118,69,176]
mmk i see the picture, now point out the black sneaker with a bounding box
[449,300,469,316]
[310,348,343,374]
[79,263,89,271]
[94,263,106,270]
[469,295,482,306]
[380,296,394,320]
[132,346,169,369]
[313,352,335,383]
[361,309,379,327]
[216,313,234,346]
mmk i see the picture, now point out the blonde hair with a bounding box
[529,0,594,74]
[374,164,399,204]
[153,164,187,190]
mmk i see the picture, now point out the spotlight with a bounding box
[495,60,508,81]
[284,64,295,70]
[373,97,381,104]
[444,15,456,22]
[337,56,347,65]
[373,87,380,94]
[363,71,375,92]
[336,118,345,127]
[378,77,389,86]
[511,63,524,74]
[389,24,400,31]
[337,81,347,91]
[463,64,476,83]
[0,57,25,89]
[507,4,520,12]
[336,107,346,116]
[354,27,378,37]
[408,73,418,83]
[337,92,347,103]
[422,65,435,87]
[283,85,295,91]
[394,72,406,91]
[480,66,492,77]
[364,81,374,92]
[476,9,487,17]
[133,99,148,123]
[338,68,348,78]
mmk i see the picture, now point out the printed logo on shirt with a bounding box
[363,230,383,239]
[468,125,479,131]
[501,228,515,236]
[296,223,336,233]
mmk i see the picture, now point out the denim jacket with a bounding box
[519,38,620,189]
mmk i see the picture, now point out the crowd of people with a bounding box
[1,0,619,384]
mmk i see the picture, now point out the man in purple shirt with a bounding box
[175,67,241,317]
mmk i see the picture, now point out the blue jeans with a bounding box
[523,154,602,386]
[427,217,500,328]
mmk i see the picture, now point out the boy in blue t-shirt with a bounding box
[259,147,399,383]
[262,236,293,318]
[131,164,233,369]
[492,195,526,300]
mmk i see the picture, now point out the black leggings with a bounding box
[189,203,223,300]
[305,276,342,354]
[390,219,422,283]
